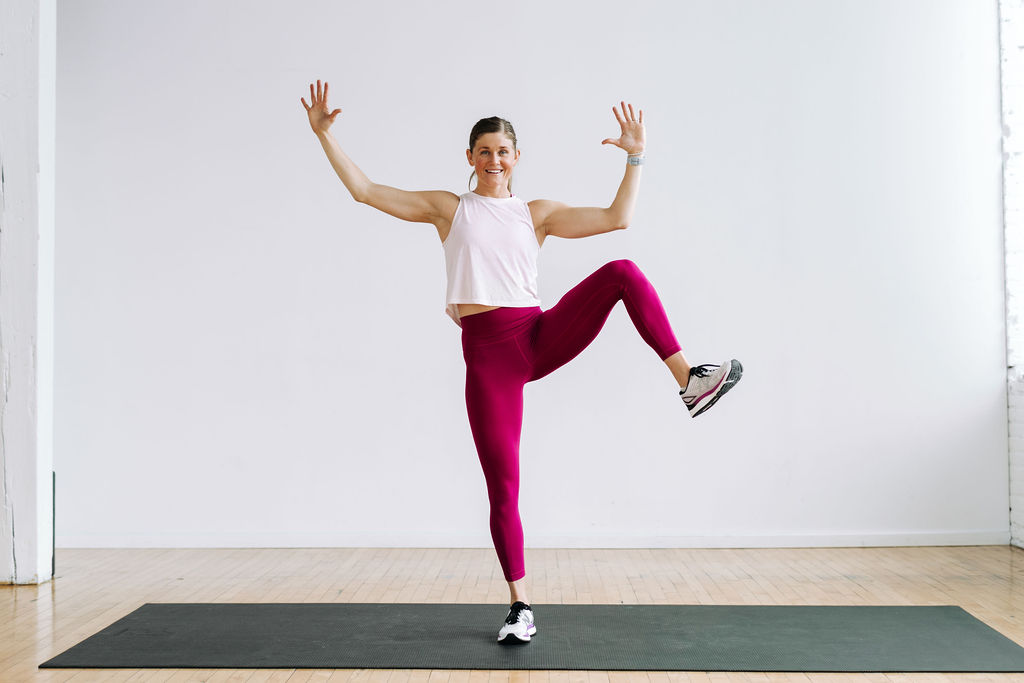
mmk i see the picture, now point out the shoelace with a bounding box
[680,364,721,400]
[505,602,530,625]
[690,364,718,379]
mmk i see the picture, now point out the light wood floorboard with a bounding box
[2,546,1024,682]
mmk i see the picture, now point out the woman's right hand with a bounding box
[301,79,342,136]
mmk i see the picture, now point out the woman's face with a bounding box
[467,132,520,192]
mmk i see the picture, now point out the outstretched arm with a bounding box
[533,102,646,239]
[301,79,456,226]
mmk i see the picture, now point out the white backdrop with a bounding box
[56,0,1009,551]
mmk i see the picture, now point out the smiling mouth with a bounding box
[485,169,502,174]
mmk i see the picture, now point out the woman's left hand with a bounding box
[602,101,645,155]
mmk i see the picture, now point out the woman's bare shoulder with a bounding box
[420,190,460,226]
[527,198,567,228]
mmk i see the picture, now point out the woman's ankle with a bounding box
[508,576,528,605]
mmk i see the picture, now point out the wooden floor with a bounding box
[3,546,1024,682]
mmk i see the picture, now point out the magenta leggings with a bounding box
[460,259,683,582]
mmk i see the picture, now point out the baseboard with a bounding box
[56,529,1011,548]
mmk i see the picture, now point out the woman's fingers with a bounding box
[604,102,645,150]
[613,101,644,127]
[305,79,336,107]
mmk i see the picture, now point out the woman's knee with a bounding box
[482,469,520,504]
[601,258,642,282]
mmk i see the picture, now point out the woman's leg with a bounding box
[526,259,740,417]
[665,351,694,389]
[462,325,534,593]
[508,576,529,605]
[528,259,685,381]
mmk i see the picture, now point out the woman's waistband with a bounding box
[459,306,542,345]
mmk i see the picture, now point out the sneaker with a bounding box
[497,601,537,643]
[679,359,743,417]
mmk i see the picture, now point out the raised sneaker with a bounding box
[679,360,743,417]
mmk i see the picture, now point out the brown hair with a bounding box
[468,116,518,192]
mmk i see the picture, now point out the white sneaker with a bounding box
[497,601,537,643]
[679,359,743,417]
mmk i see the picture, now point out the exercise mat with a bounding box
[39,603,1024,672]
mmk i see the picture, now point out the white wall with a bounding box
[56,0,1009,552]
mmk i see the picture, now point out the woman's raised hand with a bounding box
[601,101,645,155]
[301,79,342,135]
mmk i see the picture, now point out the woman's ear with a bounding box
[466,148,473,165]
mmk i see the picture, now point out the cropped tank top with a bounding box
[442,191,541,328]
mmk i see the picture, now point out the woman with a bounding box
[301,79,742,644]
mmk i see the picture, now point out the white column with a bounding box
[0,0,56,584]
[1004,0,1024,547]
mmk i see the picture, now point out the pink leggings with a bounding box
[460,259,683,582]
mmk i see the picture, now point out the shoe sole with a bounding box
[498,624,537,643]
[691,360,743,418]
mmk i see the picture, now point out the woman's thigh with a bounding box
[463,337,532,482]
[525,261,632,381]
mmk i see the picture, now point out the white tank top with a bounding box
[442,191,541,328]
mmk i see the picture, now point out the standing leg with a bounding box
[463,335,531,588]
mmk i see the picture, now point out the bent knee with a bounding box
[603,258,642,279]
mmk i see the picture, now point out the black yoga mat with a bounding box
[39,603,1024,672]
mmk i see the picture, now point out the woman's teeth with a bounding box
[486,169,501,174]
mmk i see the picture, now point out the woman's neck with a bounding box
[473,187,513,199]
